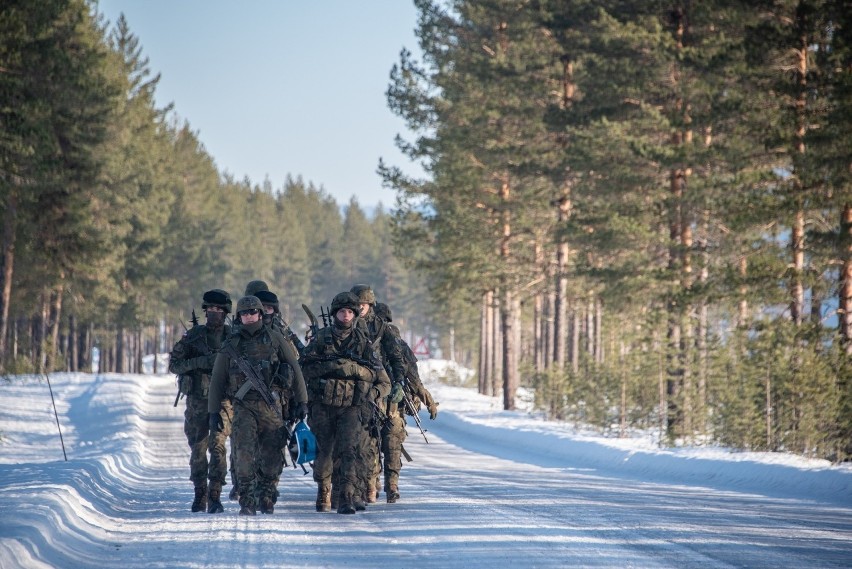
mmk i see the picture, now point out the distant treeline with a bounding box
[0,2,440,378]
[381,1,852,459]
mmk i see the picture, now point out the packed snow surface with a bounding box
[1,358,850,568]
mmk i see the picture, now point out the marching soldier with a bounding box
[207,295,307,516]
[168,289,233,514]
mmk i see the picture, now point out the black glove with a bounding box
[208,412,223,432]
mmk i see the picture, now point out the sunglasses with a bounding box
[239,308,261,316]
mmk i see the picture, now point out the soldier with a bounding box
[373,301,439,501]
[300,291,391,514]
[168,289,233,514]
[207,295,308,516]
[255,289,307,355]
[350,285,407,503]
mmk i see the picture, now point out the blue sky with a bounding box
[95,1,423,209]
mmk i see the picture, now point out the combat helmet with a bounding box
[244,280,269,297]
[255,290,279,312]
[374,302,392,322]
[235,295,264,315]
[330,291,360,315]
[202,289,232,314]
[350,284,376,306]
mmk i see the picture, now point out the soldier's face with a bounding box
[239,309,261,324]
[336,307,355,324]
[263,304,274,315]
[358,303,370,317]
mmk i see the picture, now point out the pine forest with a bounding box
[1,1,851,461]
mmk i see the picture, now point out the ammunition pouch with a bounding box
[178,374,193,396]
[313,377,373,407]
[178,374,210,397]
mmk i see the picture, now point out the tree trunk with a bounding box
[501,289,520,411]
[571,308,580,374]
[135,328,143,373]
[46,283,63,372]
[115,326,124,373]
[480,290,492,395]
[0,189,17,371]
[491,293,502,398]
[840,204,852,354]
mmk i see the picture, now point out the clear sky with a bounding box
[94,1,423,209]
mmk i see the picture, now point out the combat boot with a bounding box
[386,483,400,504]
[207,483,224,514]
[330,486,339,510]
[337,488,357,515]
[260,497,275,514]
[191,483,207,512]
[228,484,239,501]
[239,500,257,516]
[316,483,331,513]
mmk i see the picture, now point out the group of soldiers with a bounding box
[168,281,439,516]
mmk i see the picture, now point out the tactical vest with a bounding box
[301,326,376,407]
[224,326,293,400]
[183,324,230,397]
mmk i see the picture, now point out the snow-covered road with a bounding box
[1,370,850,568]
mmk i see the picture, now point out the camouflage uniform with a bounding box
[168,290,233,513]
[300,292,391,514]
[208,296,307,516]
[350,287,407,503]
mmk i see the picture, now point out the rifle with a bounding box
[278,314,306,355]
[302,304,320,344]
[221,341,282,421]
[369,401,412,462]
[401,383,429,443]
[320,305,331,327]
[174,319,190,406]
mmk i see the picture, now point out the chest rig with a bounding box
[226,327,284,399]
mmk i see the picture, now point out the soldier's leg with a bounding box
[383,405,407,503]
[335,405,370,514]
[232,402,260,514]
[255,403,285,514]
[309,402,336,512]
[206,399,232,513]
[225,401,239,501]
[184,396,209,512]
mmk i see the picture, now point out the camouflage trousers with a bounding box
[310,400,372,504]
[381,403,407,491]
[184,395,233,487]
[231,397,285,508]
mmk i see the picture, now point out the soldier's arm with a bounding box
[280,337,308,404]
[207,352,229,413]
[380,328,407,384]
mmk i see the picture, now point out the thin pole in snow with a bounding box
[44,372,68,461]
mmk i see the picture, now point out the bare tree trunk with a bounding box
[115,326,124,374]
[840,204,852,354]
[571,308,580,374]
[791,208,805,326]
[0,189,17,371]
[586,297,594,360]
[135,328,143,373]
[594,298,603,364]
[480,291,492,395]
[738,256,749,328]
[68,315,78,372]
[501,290,520,411]
[534,292,544,372]
[491,293,502,398]
[545,290,555,366]
[46,283,63,372]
